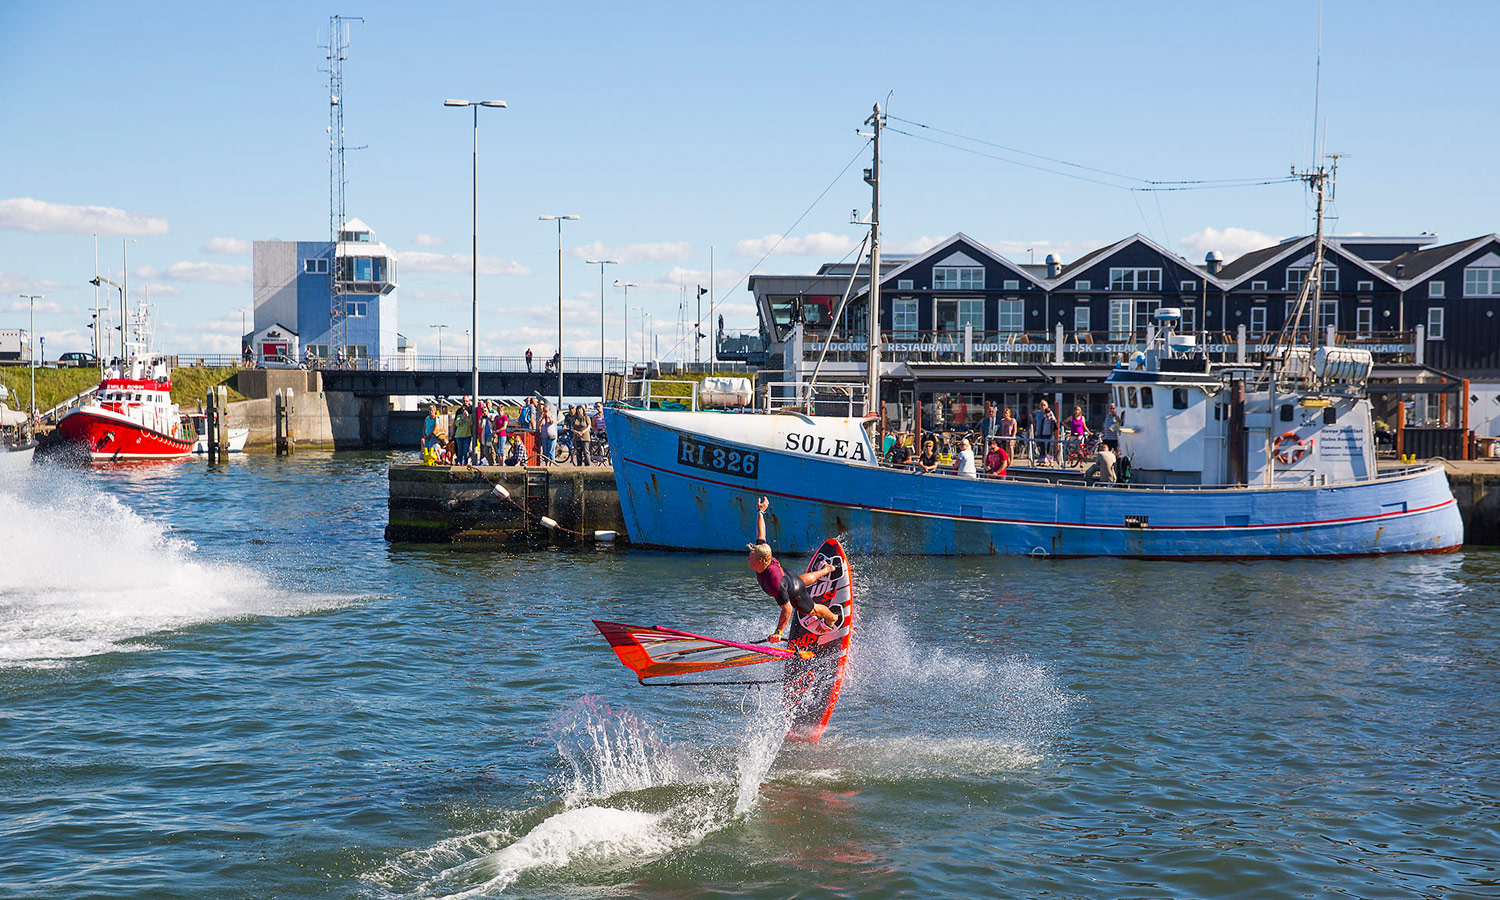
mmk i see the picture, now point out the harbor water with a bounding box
[2,453,1498,899]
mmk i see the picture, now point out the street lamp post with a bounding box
[429,323,449,368]
[18,294,41,424]
[540,214,579,412]
[444,98,507,403]
[616,281,637,384]
[585,258,618,399]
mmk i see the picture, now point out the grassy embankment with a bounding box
[0,365,244,413]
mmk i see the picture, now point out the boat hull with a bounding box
[606,409,1464,558]
[54,408,194,461]
[192,427,249,453]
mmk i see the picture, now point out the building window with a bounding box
[1427,307,1445,340]
[1141,386,1154,408]
[1464,267,1500,297]
[954,298,983,331]
[1003,279,1020,291]
[1075,279,1091,291]
[1249,306,1267,336]
[304,258,329,274]
[1074,305,1091,333]
[932,266,984,290]
[996,299,1024,332]
[1251,280,1268,291]
[892,298,918,336]
[1357,280,1374,292]
[1109,267,1162,291]
[1429,281,1445,298]
[1356,307,1373,335]
[346,344,370,358]
[897,279,913,290]
[1172,388,1189,410]
[346,300,369,317]
[1319,299,1337,332]
[1109,298,1132,339]
[1287,267,1338,292]
[306,343,329,360]
[1179,307,1196,332]
[1133,298,1161,334]
[1180,279,1196,292]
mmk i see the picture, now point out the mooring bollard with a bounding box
[275,388,296,456]
[205,386,219,463]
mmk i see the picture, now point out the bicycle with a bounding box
[1064,435,1103,467]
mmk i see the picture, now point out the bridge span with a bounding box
[319,369,613,400]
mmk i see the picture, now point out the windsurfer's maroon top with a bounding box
[755,558,786,600]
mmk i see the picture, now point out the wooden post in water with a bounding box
[215,386,229,458]
[276,388,296,456]
[205,387,219,463]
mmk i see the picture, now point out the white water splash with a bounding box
[0,469,341,666]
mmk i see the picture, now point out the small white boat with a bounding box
[187,413,249,453]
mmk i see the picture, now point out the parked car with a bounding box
[256,353,305,370]
[56,352,100,369]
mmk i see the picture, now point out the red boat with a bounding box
[54,365,193,463]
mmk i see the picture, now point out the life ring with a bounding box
[1272,431,1309,465]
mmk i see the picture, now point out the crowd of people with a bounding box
[420,397,608,467]
[880,399,1124,483]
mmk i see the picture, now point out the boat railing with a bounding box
[763,381,867,417]
[39,383,101,424]
[624,378,702,411]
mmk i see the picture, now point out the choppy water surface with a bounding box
[2,453,1498,899]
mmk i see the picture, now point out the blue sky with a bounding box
[2,0,1496,361]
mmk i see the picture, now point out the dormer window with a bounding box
[1464,267,1500,297]
[1287,267,1338,292]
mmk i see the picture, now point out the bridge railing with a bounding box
[170,354,630,373]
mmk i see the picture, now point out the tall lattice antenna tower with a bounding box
[323,14,362,355]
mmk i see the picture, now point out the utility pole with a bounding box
[862,104,884,418]
[709,245,716,366]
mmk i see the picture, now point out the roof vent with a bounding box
[1044,253,1061,279]
[1205,251,1223,275]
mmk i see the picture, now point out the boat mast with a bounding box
[864,104,883,418]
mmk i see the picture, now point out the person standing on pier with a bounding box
[454,402,474,466]
[525,348,533,372]
[538,405,556,465]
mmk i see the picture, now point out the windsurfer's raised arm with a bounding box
[756,496,769,543]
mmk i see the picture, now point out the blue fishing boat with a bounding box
[605,104,1462,557]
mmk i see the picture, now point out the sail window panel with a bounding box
[1464,268,1500,297]
[996,299,1024,332]
[1108,268,1162,292]
[932,267,984,290]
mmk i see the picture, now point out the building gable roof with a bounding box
[1217,236,1401,290]
[1054,233,1225,289]
[1382,235,1500,285]
[874,232,1044,290]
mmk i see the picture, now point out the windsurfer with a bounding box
[748,497,840,643]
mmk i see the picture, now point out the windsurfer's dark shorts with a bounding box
[779,574,816,615]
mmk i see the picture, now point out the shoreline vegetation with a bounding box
[0,364,244,413]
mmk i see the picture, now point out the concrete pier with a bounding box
[1439,460,1500,545]
[385,463,627,546]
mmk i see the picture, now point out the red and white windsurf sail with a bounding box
[593,620,796,682]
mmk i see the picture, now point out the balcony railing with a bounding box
[798,329,1418,366]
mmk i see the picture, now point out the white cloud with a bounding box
[410,233,448,247]
[568,240,694,264]
[201,237,251,255]
[734,232,859,258]
[405,287,468,304]
[398,251,531,276]
[6,299,62,314]
[884,235,947,255]
[136,282,183,296]
[1179,227,1279,262]
[0,197,169,236]
[164,261,251,285]
[0,271,62,294]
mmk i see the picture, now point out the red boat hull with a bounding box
[54,408,193,462]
